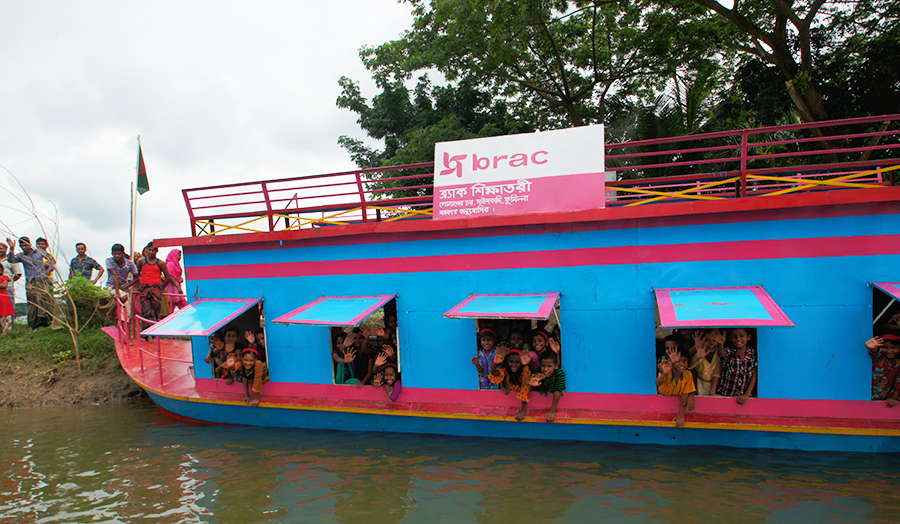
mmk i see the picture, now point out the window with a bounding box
[654,287,793,399]
[444,293,561,389]
[272,295,399,386]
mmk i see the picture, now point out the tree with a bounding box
[337,74,533,197]
[359,0,713,129]
[680,0,900,124]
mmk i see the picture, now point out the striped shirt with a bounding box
[536,368,566,393]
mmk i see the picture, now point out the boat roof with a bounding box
[154,114,900,249]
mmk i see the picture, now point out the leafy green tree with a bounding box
[337,75,533,197]
[680,0,900,124]
[359,0,713,129]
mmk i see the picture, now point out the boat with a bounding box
[106,114,900,452]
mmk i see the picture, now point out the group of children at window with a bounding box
[473,326,566,423]
[205,324,269,406]
[654,328,757,427]
[330,315,401,401]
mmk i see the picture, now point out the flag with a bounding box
[136,142,149,195]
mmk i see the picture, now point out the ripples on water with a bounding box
[2,399,899,523]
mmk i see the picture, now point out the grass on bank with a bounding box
[0,323,117,372]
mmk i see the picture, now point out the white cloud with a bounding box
[0,0,413,300]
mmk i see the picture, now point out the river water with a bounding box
[2,399,899,523]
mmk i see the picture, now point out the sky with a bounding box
[0,1,415,301]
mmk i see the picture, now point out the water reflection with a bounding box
[1,401,899,523]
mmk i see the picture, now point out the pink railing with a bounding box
[182,114,900,236]
[115,294,192,387]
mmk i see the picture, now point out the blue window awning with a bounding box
[654,286,793,328]
[272,295,395,326]
[141,298,262,337]
[444,293,560,319]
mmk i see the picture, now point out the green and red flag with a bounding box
[136,142,149,195]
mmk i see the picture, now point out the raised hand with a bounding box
[665,347,679,364]
[548,338,561,354]
[471,356,484,374]
[226,353,235,367]
[361,326,372,339]
[382,344,395,358]
[866,337,884,350]
[374,351,388,368]
[244,331,256,345]
[493,345,509,364]
[526,374,544,387]
[373,373,383,387]
[709,329,726,347]
[374,327,385,338]
[343,348,357,363]
[658,359,672,376]
[342,333,355,348]
[694,338,711,360]
[5,238,14,250]
[520,351,532,368]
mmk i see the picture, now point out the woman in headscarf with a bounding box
[165,249,187,313]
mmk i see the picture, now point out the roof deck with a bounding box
[175,114,900,242]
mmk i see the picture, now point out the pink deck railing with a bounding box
[116,293,192,387]
[182,114,900,237]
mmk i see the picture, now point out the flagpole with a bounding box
[129,181,134,257]
[132,135,141,257]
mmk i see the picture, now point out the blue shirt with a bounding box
[8,248,54,281]
[70,256,102,279]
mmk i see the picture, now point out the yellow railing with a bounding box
[194,206,433,237]
[617,165,900,207]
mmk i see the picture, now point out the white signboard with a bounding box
[433,125,605,219]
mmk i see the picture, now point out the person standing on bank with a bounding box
[68,243,104,284]
[6,236,55,331]
[135,243,176,330]
[0,243,23,304]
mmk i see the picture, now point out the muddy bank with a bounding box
[0,358,146,408]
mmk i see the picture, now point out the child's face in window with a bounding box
[730,329,750,349]
[540,358,558,375]
[533,335,547,353]
[509,332,523,348]
[383,367,398,385]
[335,335,345,348]
[480,335,495,350]
[883,341,900,359]
[225,330,239,345]
[242,352,257,370]
[665,340,680,353]
[507,353,522,372]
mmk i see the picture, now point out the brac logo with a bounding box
[439,150,549,177]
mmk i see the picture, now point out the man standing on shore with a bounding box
[6,237,55,331]
[69,243,104,284]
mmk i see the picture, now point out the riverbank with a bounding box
[0,323,145,408]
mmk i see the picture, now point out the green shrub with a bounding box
[58,277,113,329]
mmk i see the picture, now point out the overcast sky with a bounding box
[0,1,414,300]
